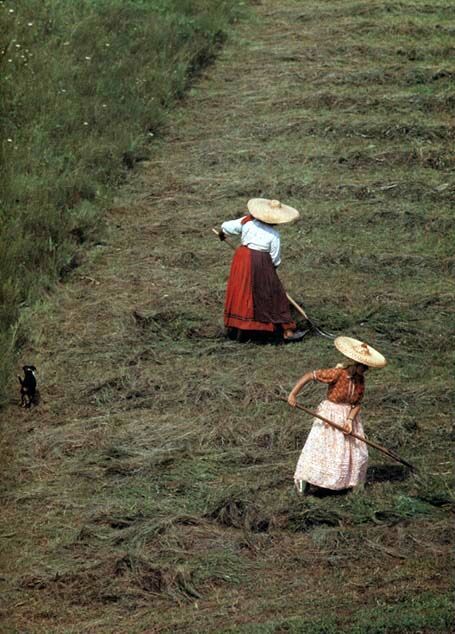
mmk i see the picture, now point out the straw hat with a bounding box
[247,198,300,225]
[334,336,387,368]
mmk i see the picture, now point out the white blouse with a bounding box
[221,216,281,267]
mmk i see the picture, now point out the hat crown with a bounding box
[247,198,299,225]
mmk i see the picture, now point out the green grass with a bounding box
[223,592,453,633]
[0,0,246,404]
[1,0,454,632]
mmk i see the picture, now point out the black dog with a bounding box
[18,365,39,408]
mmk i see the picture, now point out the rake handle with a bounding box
[285,292,309,321]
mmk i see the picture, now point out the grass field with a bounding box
[1,0,454,632]
[0,0,244,402]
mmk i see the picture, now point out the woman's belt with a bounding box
[327,397,359,406]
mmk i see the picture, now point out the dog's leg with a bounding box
[18,378,26,407]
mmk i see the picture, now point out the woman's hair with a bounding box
[335,361,354,369]
[336,361,368,371]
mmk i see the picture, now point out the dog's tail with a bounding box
[18,376,24,386]
[32,389,41,406]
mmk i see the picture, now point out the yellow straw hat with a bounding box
[247,198,300,225]
[334,336,387,368]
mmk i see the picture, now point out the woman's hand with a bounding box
[288,393,297,407]
[344,405,360,434]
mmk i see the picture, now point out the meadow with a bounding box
[0,0,245,403]
[1,0,454,632]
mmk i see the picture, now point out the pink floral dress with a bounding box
[294,368,368,491]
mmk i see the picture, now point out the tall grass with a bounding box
[0,0,245,404]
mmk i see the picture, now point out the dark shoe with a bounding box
[283,329,308,343]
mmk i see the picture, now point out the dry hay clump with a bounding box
[206,488,349,534]
[18,553,201,606]
[131,308,221,341]
[282,506,343,532]
[206,491,271,533]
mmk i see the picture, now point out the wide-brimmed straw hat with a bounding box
[247,198,300,225]
[334,336,387,368]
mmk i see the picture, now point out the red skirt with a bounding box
[224,246,296,332]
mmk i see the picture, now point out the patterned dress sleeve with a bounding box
[313,368,342,384]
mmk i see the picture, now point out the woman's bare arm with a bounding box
[344,404,362,433]
[287,371,314,407]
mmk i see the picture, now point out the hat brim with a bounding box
[247,198,300,225]
[334,336,387,368]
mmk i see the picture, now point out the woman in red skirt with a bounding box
[219,198,304,343]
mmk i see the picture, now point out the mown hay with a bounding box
[2,0,454,631]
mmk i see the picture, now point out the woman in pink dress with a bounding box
[288,336,387,493]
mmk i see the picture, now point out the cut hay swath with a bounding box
[212,228,335,338]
